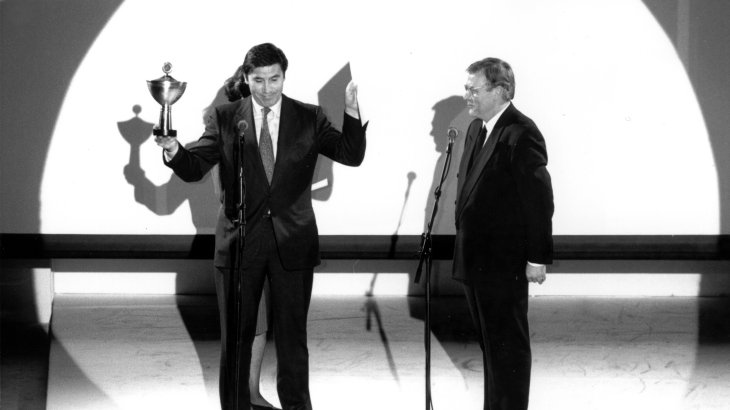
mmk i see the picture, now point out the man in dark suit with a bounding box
[453,57,553,410]
[156,43,366,410]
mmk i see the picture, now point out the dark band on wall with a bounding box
[2,234,730,260]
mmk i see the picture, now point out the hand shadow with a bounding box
[313,63,353,201]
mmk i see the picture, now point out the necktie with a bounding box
[467,125,487,173]
[259,107,275,183]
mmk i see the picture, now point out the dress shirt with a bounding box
[481,102,511,147]
[162,97,282,162]
[251,97,282,159]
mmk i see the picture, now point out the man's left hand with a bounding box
[344,80,359,118]
[525,263,546,284]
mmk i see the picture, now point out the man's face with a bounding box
[245,64,285,107]
[464,72,502,122]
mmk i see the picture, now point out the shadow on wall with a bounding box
[0,1,124,408]
[641,0,730,402]
[119,102,223,398]
[358,94,469,307]
[1,262,54,410]
[3,0,730,406]
[119,105,219,234]
[400,94,473,379]
[406,95,470,298]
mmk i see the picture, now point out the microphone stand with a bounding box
[232,130,247,410]
[414,129,457,410]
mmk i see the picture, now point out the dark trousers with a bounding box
[215,219,314,410]
[463,279,531,410]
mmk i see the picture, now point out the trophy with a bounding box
[147,62,187,137]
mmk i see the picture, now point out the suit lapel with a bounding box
[456,104,516,218]
[272,95,297,189]
[233,97,255,147]
[233,97,269,186]
[456,121,481,217]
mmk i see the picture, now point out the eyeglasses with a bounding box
[464,84,490,97]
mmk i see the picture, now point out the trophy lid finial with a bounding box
[148,62,187,107]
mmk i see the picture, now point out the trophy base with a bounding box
[153,128,177,137]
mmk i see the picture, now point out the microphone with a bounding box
[447,127,459,141]
[446,127,459,154]
[237,120,249,138]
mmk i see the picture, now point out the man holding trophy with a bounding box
[152,43,367,410]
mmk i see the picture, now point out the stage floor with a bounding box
[16,295,730,409]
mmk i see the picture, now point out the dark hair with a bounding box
[242,43,288,77]
[467,57,515,100]
[224,65,251,102]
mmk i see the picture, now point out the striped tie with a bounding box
[259,107,274,183]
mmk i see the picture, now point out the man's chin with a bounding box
[253,95,280,107]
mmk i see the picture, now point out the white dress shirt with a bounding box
[481,102,510,146]
[251,97,282,159]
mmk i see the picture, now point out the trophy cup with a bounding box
[147,62,187,137]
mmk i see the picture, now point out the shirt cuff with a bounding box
[345,107,360,120]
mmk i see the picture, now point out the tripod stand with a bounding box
[414,127,458,410]
[231,121,248,410]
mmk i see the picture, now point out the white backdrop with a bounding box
[39,0,718,236]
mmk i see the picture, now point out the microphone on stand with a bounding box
[237,120,249,140]
[232,120,248,225]
[447,127,459,141]
[231,120,249,410]
[447,127,459,154]
[416,126,461,410]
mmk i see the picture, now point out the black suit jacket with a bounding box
[166,94,366,269]
[453,103,553,283]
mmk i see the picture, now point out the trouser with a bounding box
[216,218,314,410]
[463,278,531,410]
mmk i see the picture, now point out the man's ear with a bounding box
[497,86,508,101]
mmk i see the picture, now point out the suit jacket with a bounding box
[166,94,366,269]
[453,103,553,283]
